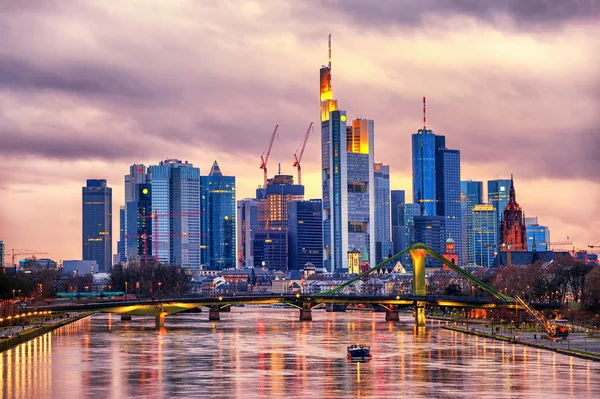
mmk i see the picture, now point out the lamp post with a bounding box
[125,281,128,297]
[12,289,15,299]
[158,282,162,302]
[84,286,89,299]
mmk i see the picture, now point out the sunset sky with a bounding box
[0,0,599,264]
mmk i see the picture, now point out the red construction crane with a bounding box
[293,122,314,186]
[259,125,279,188]
[3,249,49,269]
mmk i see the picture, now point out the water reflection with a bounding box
[1,309,600,398]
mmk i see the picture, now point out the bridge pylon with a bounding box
[409,248,428,327]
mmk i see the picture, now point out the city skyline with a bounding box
[1,1,599,263]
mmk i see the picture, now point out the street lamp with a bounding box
[85,286,89,297]
[12,289,15,299]
[158,282,162,301]
[125,281,128,297]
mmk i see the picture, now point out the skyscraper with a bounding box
[124,164,147,263]
[0,240,4,270]
[403,203,422,267]
[237,198,258,268]
[461,180,483,265]
[125,183,152,265]
[374,162,392,264]
[82,179,112,272]
[117,206,125,264]
[412,128,437,216]
[320,38,375,272]
[288,199,323,270]
[391,190,406,255]
[414,216,445,268]
[499,176,527,251]
[472,204,497,267]
[435,136,461,264]
[487,178,511,244]
[201,161,236,270]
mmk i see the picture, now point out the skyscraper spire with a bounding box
[320,34,338,121]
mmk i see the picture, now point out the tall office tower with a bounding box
[402,203,422,267]
[320,37,375,272]
[460,180,483,265]
[472,204,497,267]
[413,216,445,268]
[201,161,236,270]
[391,190,406,255]
[82,179,112,272]
[487,178,511,245]
[117,206,125,264]
[288,199,323,270]
[124,164,147,262]
[126,183,152,265]
[499,176,527,251]
[0,240,4,270]
[412,128,436,216]
[435,136,461,264]
[237,198,258,268]
[525,218,550,251]
[253,230,286,270]
[374,163,392,264]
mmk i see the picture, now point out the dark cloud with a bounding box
[321,0,600,31]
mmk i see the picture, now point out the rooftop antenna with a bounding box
[328,33,332,91]
[278,162,281,175]
[423,96,427,130]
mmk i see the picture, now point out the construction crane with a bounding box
[515,296,569,340]
[292,122,314,185]
[3,249,49,269]
[259,125,279,188]
[589,239,600,248]
[539,241,572,251]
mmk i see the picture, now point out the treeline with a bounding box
[109,263,191,298]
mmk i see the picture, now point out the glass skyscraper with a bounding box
[117,206,125,264]
[82,179,112,272]
[487,179,511,245]
[435,136,461,265]
[201,161,236,270]
[461,180,483,265]
[125,183,152,265]
[525,218,550,251]
[237,198,258,268]
[472,204,497,267]
[414,216,445,268]
[0,240,4,270]
[412,129,437,216]
[288,199,323,270]
[391,190,406,255]
[374,162,391,264]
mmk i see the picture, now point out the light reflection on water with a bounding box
[2,309,600,398]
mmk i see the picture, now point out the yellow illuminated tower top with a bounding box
[320,34,338,121]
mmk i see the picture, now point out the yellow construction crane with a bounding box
[539,241,572,251]
[589,240,600,249]
[3,249,49,269]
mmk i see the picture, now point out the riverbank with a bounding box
[443,325,600,362]
[0,312,92,352]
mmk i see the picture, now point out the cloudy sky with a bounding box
[0,0,599,263]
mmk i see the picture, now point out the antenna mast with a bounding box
[423,96,427,130]
[328,34,332,91]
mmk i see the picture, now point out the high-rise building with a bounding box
[472,204,497,267]
[126,183,152,264]
[414,215,445,268]
[288,199,323,270]
[374,162,392,264]
[201,161,236,270]
[237,198,259,268]
[525,218,550,251]
[391,190,406,256]
[253,230,286,270]
[435,136,461,264]
[461,180,483,265]
[0,240,4,270]
[320,38,375,272]
[404,203,422,248]
[82,179,112,272]
[487,178,511,244]
[412,128,437,216]
[117,206,125,264]
[499,176,527,251]
[124,164,147,262]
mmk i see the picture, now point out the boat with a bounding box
[347,344,371,360]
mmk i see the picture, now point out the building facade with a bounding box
[461,180,483,265]
[413,215,445,268]
[288,199,323,270]
[374,162,392,264]
[117,206,125,264]
[487,179,511,245]
[499,176,527,251]
[472,204,497,267]
[237,198,259,268]
[412,129,437,216]
[201,161,236,270]
[526,220,550,252]
[124,164,147,264]
[125,183,152,264]
[435,136,461,264]
[0,240,4,270]
[82,179,112,272]
[391,190,406,256]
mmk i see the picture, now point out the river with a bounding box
[2,308,599,398]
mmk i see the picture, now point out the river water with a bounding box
[2,308,599,398]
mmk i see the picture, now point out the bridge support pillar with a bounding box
[120,314,132,321]
[209,305,220,321]
[385,305,400,322]
[155,313,165,329]
[415,301,426,328]
[299,303,312,321]
[409,248,427,296]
